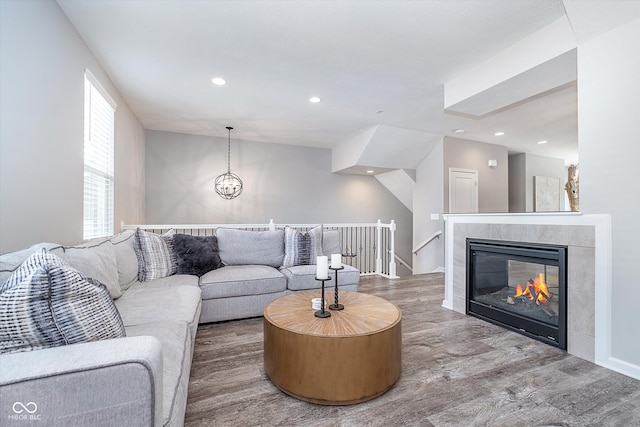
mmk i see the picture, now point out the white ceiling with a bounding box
[58,0,580,165]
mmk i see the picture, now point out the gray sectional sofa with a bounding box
[199,227,359,322]
[0,226,359,426]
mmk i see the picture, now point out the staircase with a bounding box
[331,124,441,211]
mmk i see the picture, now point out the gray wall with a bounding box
[443,137,509,213]
[413,140,444,274]
[145,130,413,272]
[578,19,640,367]
[508,153,567,212]
[508,153,527,212]
[0,1,145,254]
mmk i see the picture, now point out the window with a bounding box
[83,69,116,240]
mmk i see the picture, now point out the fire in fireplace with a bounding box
[466,239,567,349]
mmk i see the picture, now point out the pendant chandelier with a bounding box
[214,126,243,199]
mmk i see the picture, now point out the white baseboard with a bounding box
[599,357,640,381]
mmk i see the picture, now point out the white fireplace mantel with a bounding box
[442,213,614,372]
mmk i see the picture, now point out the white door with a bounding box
[449,168,478,213]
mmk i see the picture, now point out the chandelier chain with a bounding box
[227,130,231,172]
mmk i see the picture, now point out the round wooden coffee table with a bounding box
[263,290,402,405]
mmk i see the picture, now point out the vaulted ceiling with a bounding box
[59,0,585,167]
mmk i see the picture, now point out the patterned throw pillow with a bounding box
[134,228,177,281]
[282,226,323,267]
[173,234,223,276]
[0,249,126,354]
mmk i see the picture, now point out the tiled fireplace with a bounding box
[442,213,611,364]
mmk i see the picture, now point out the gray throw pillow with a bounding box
[173,234,223,276]
[0,249,126,354]
[133,228,177,281]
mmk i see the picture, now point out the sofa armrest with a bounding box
[0,336,163,427]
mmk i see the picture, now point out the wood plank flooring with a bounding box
[185,274,640,426]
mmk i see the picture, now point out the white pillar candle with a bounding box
[331,253,342,269]
[316,256,328,279]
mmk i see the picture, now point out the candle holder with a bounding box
[329,266,344,310]
[314,277,331,318]
[342,245,357,259]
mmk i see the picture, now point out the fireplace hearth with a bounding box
[467,239,567,349]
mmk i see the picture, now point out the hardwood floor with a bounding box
[185,274,640,426]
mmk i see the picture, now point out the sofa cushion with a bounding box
[321,229,342,256]
[134,228,177,281]
[110,230,139,291]
[115,285,202,328]
[173,234,223,276]
[0,249,126,354]
[280,264,360,291]
[125,320,191,427]
[282,226,323,267]
[50,239,121,299]
[0,243,59,284]
[127,274,200,291]
[216,228,284,267]
[199,265,287,299]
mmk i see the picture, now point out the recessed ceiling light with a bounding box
[494,131,505,136]
[211,77,227,86]
[366,170,374,174]
[375,109,384,114]
[537,140,548,144]
[454,129,465,134]
[309,96,322,103]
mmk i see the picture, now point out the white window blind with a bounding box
[83,70,116,240]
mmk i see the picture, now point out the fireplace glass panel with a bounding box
[472,254,560,326]
[467,239,567,349]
